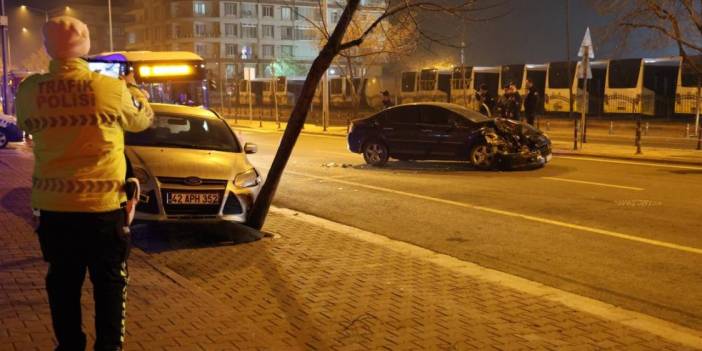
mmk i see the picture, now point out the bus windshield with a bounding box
[609,59,641,88]
[501,64,524,88]
[548,62,576,89]
[681,56,702,87]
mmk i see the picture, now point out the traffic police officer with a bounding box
[15,16,153,351]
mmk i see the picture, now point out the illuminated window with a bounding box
[262,5,273,18]
[193,2,206,15]
[281,6,292,20]
[226,64,236,79]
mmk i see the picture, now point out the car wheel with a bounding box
[469,142,495,170]
[363,140,389,167]
[0,129,8,149]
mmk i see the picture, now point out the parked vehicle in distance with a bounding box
[347,102,551,170]
[0,113,24,149]
[125,103,261,223]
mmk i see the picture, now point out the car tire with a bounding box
[469,142,494,170]
[0,129,8,149]
[362,139,389,167]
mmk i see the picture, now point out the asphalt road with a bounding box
[235,128,702,331]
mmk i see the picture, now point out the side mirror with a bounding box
[244,142,257,154]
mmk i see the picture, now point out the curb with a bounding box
[230,123,702,167]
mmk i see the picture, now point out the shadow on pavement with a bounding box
[0,187,34,226]
[131,221,264,253]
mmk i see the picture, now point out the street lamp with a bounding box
[19,4,49,22]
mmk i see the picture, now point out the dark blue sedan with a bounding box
[347,102,551,169]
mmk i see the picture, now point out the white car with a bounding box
[125,103,261,223]
[0,113,24,148]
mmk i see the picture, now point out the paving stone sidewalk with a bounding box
[1,144,700,350]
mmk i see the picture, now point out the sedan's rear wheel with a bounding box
[470,142,495,170]
[363,140,389,167]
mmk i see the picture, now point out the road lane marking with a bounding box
[284,170,702,256]
[556,156,702,170]
[541,177,644,191]
[271,206,702,349]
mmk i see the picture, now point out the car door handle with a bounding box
[420,129,432,133]
[382,127,394,131]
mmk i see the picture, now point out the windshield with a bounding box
[125,113,241,153]
[609,59,641,88]
[548,61,576,89]
[445,105,490,123]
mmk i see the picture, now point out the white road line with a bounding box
[556,155,702,170]
[285,170,702,256]
[541,176,644,191]
[270,206,702,349]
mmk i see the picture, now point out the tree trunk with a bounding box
[246,0,361,230]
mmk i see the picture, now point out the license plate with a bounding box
[166,192,220,205]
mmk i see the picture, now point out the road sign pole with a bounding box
[580,46,589,148]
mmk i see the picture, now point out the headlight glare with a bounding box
[234,169,260,188]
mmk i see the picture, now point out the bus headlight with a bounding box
[234,169,260,188]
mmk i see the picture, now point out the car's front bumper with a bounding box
[134,178,259,223]
[494,145,551,170]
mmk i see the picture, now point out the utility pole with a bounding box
[565,0,576,150]
[108,0,114,51]
[321,0,329,131]
[1,0,8,114]
[578,27,594,149]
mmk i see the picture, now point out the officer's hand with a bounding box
[121,71,137,86]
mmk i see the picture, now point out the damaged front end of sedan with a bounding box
[479,119,552,170]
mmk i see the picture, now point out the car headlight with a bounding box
[234,168,260,188]
[132,167,151,185]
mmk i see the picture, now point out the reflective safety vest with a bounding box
[16,58,153,212]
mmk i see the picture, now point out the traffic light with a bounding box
[208,79,217,91]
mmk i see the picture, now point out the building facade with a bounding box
[124,0,384,81]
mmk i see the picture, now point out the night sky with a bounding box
[3,0,677,70]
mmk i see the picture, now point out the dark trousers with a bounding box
[525,111,536,126]
[37,209,130,351]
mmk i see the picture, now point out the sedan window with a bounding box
[385,106,419,124]
[419,106,450,125]
[125,114,242,153]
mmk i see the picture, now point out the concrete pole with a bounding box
[565,0,576,150]
[695,80,700,137]
[108,0,114,51]
[580,46,589,148]
[321,0,329,131]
